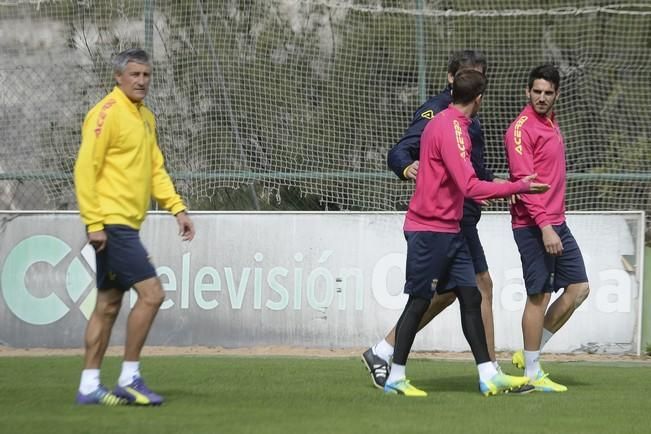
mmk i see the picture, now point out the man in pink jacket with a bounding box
[383,70,549,397]
[504,64,590,392]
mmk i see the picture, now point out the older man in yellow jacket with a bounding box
[74,48,195,406]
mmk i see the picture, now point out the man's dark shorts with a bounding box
[403,231,476,299]
[513,222,588,295]
[461,222,488,274]
[95,224,157,291]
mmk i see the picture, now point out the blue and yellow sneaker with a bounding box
[384,378,427,397]
[113,377,164,405]
[511,349,525,370]
[479,372,530,396]
[529,370,567,392]
[76,385,128,406]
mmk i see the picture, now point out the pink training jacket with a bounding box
[504,104,566,229]
[404,105,532,233]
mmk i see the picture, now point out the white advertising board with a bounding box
[0,211,644,354]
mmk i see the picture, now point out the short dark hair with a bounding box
[447,50,488,76]
[527,64,560,90]
[451,69,486,104]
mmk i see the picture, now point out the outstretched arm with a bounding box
[441,121,548,200]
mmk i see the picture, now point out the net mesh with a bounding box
[1,0,650,238]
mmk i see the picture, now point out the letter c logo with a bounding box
[1,236,72,325]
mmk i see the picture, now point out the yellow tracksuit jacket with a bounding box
[74,86,186,232]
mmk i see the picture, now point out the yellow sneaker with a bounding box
[384,378,427,397]
[530,371,567,392]
[511,349,525,370]
[479,372,530,396]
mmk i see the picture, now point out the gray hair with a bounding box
[112,48,151,74]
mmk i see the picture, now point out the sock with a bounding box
[79,369,100,394]
[118,361,141,387]
[386,363,406,385]
[524,350,541,379]
[540,328,553,350]
[373,339,394,364]
[492,361,502,373]
[478,361,499,382]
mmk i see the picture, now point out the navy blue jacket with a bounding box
[387,85,495,223]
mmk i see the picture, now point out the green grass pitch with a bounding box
[1,355,650,434]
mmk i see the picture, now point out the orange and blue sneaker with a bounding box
[511,349,525,370]
[529,370,567,392]
[76,385,128,406]
[479,372,530,396]
[113,377,164,405]
[383,378,427,397]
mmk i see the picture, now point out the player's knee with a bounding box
[432,292,456,310]
[407,296,431,317]
[135,286,165,308]
[153,292,165,307]
[456,286,482,312]
[134,279,166,307]
[572,283,590,307]
[142,291,165,308]
[477,271,493,304]
[442,293,456,309]
[97,298,122,319]
[527,292,549,308]
[475,271,493,297]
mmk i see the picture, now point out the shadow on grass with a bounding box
[544,374,589,388]
[408,373,590,394]
[416,374,478,394]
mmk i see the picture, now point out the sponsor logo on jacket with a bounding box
[94,99,117,137]
[453,120,466,159]
[513,115,528,155]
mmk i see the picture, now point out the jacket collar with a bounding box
[523,104,556,125]
[111,86,143,115]
[447,104,471,125]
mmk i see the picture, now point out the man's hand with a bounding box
[176,211,195,241]
[88,230,107,252]
[527,183,550,193]
[404,160,419,180]
[521,174,550,194]
[542,225,563,256]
